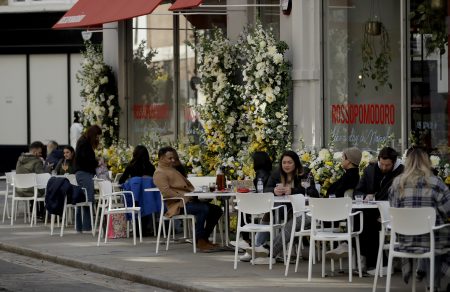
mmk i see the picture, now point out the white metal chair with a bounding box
[96,180,142,246]
[308,197,363,282]
[11,173,36,225]
[31,173,51,226]
[234,192,287,270]
[285,194,310,276]
[372,201,391,292]
[385,207,450,292]
[155,189,197,254]
[2,172,14,223]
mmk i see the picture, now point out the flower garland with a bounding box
[77,41,120,147]
[238,23,292,160]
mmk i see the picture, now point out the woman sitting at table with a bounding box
[389,147,450,290]
[240,150,319,263]
[55,146,76,175]
[264,150,319,197]
[119,145,156,184]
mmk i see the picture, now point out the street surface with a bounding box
[0,251,171,292]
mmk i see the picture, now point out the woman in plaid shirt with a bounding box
[389,147,450,290]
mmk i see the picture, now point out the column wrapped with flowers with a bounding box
[191,28,247,178]
[238,23,292,161]
[77,41,120,147]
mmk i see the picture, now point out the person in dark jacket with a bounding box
[119,145,155,184]
[326,147,361,198]
[330,147,404,272]
[45,140,63,173]
[74,125,102,232]
[265,150,319,198]
[252,151,272,189]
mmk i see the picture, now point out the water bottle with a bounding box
[257,178,264,193]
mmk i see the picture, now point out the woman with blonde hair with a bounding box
[389,147,450,291]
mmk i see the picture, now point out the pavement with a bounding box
[0,182,445,291]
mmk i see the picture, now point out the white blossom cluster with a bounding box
[77,41,119,147]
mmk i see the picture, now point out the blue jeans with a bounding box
[185,201,223,241]
[75,171,94,232]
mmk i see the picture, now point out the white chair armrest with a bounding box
[349,210,363,234]
[433,223,450,231]
[162,197,188,215]
[272,204,288,225]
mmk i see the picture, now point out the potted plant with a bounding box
[357,19,392,92]
[410,0,448,56]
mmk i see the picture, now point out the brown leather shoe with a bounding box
[197,239,214,251]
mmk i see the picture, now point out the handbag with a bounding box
[106,213,127,239]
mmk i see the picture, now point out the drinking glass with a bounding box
[301,179,310,189]
[355,195,364,204]
[328,194,336,199]
[209,182,216,192]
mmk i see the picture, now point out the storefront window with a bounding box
[409,0,449,152]
[130,4,175,145]
[323,0,402,151]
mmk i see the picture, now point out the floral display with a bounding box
[99,139,134,177]
[77,41,120,147]
[191,24,291,179]
[308,148,344,196]
[238,23,292,160]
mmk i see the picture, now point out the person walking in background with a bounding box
[389,147,450,291]
[74,125,102,233]
[70,111,83,149]
[54,145,76,175]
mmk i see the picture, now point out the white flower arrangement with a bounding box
[77,41,120,147]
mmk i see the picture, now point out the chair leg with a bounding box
[269,230,273,270]
[308,238,315,281]
[30,199,37,227]
[2,193,9,223]
[10,199,15,226]
[166,219,172,251]
[322,241,326,278]
[155,212,164,254]
[355,237,362,278]
[132,212,136,245]
[385,253,394,292]
[89,203,95,237]
[93,199,102,236]
[373,232,384,292]
[430,255,435,292]
[97,208,105,246]
[348,240,353,282]
[104,213,111,244]
[234,229,241,270]
[412,259,416,292]
[138,212,143,243]
[191,217,196,254]
[152,213,157,237]
[295,236,303,273]
[285,221,296,276]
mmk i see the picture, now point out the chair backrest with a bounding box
[36,173,51,189]
[13,173,36,189]
[235,193,274,215]
[188,176,216,188]
[289,194,306,213]
[389,207,435,236]
[5,172,13,184]
[98,180,113,196]
[113,173,123,183]
[377,201,390,224]
[309,197,352,222]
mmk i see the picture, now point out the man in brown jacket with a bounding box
[153,146,223,252]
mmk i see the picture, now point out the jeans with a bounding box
[75,171,94,232]
[185,201,223,241]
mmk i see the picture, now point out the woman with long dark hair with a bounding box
[55,145,76,175]
[119,145,155,184]
[265,150,319,197]
[253,151,272,189]
[75,125,102,233]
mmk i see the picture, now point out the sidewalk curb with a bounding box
[0,242,211,292]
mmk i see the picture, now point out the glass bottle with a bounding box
[216,167,226,191]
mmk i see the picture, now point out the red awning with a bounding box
[53,0,164,29]
[169,0,203,11]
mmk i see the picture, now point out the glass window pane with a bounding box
[323,0,402,151]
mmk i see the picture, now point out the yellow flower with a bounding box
[301,153,310,162]
[445,176,450,185]
[325,161,333,167]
